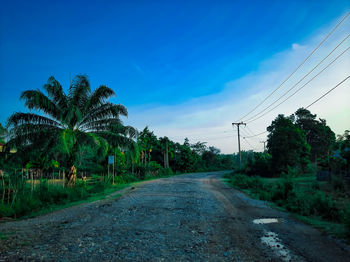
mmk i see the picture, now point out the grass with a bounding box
[0,231,15,240]
[223,172,350,242]
[0,168,178,220]
[19,182,133,220]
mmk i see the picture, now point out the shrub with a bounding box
[147,161,162,174]
[158,167,173,177]
[344,205,350,237]
[114,173,138,184]
[0,204,15,217]
[249,176,266,195]
[13,197,42,217]
[245,152,271,177]
[311,180,320,190]
[285,191,311,216]
[310,191,340,221]
[134,164,146,180]
[229,173,251,189]
[331,175,345,192]
[270,177,295,203]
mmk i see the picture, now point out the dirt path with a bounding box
[0,172,349,261]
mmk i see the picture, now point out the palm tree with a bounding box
[7,75,136,183]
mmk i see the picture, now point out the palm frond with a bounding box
[43,76,68,112]
[7,113,63,128]
[7,125,61,148]
[80,103,128,126]
[20,90,60,120]
[93,131,134,148]
[79,118,123,132]
[84,85,115,113]
[69,75,91,110]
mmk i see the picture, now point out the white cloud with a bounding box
[292,43,302,50]
[127,14,350,154]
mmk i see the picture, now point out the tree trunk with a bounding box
[65,166,77,187]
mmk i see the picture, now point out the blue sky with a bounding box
[1,0,349,153]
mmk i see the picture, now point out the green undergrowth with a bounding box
[223,172,350,241]
[0,169,177,220]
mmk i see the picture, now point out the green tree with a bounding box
[294,108,335,162]
[7,75,133,182]
[159,136,170,168]
[267,114,310,175]
[337,130,350,172]
[0,123,7,144]
[202,146,221,169]
[190,141,207,155]
[137,127,160,165]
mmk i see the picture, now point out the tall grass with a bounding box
[226,172,350,237]
[0,166,175,219]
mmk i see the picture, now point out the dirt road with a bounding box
[1,172,349,261]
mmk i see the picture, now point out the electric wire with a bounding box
[237,76,350,141]
[237,12,350,122]
[240,128,262,151]
[246,45,350,123]
[305,76,350,109]
[243,130,268,139]
[243,34,349,122]
[244,126,262,142]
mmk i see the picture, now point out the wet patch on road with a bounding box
[253,218,280,224]
[261,231,292,261]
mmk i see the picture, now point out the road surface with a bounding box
[1,172,349,261]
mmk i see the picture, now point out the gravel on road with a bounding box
[0,171,349,262]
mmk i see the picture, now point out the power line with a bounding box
[243,126,262,142]
[243,34,349,122]
[242,137,260,151]
[237,12,350,122]
[245,126,256,136]
[243,130,268,138]
[306,76,350,109]
[200,135,236,141]
[237,76,349,140]
[168,130,234,139]
[247,46,350,123]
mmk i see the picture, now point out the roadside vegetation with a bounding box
[0,75,235,219]
[225,108,350,240]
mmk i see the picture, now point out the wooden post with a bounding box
[31,170,34,193]
[63,170,65,188]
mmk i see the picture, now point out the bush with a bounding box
[158,167,173,177]
[285,191,311,216]
[147,161,162,174]
[229,173,251,189]
[310,191,340,221]
[311,180,320,190]
[331,175,345,192]
[13,197,42,217]
[282,166,300,178]
[0,203,15,217]
[344,205,350,237]
[114,173,138,184]
[245,152,271,177]
[134,164,146,180]
[270,177,295,203]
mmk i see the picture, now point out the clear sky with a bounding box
[1,0,349,153]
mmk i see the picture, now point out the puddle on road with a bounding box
[261,231,292,262]
[253,218,279,224]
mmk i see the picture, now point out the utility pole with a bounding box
[232,122,246,168]
[260,141,266,152]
